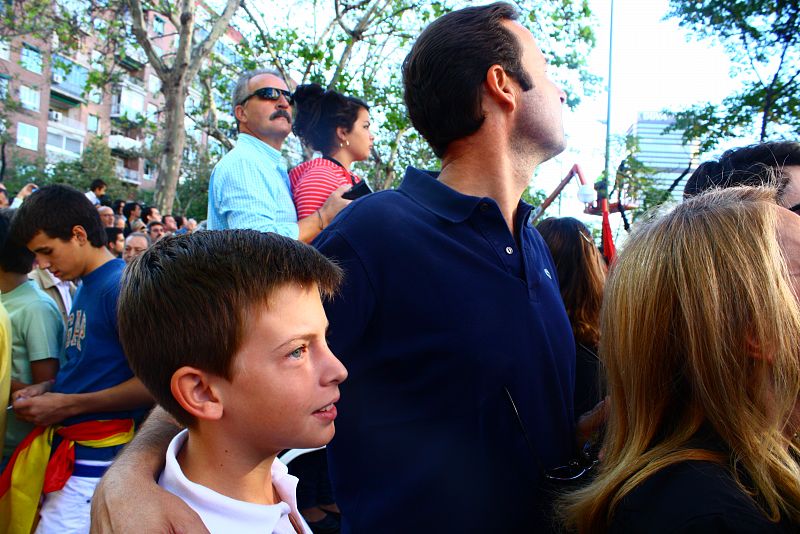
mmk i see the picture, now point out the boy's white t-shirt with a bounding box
[159,430,312,534]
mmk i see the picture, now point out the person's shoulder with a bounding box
[612,461,783,533]
[20,285,61,315]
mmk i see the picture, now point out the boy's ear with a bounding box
[71,225,88,244]
[171,367,224,421]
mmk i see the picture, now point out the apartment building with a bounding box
[0,6,242,190]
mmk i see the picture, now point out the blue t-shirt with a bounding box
[313,167,575,533]
[54,258,144,459]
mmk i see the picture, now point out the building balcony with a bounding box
[108,134,142,152]
[48,112,86,134]
[117,45,147,71]
[116,167,140,184]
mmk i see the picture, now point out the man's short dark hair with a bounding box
[684,141,800,199]
[141,206,159,224]
[11,185,106,248]
[90,179,107,192]
[0,209,34,274]
[122,201,140,219]
[147,220,164,232]
[105,227,123,247]
[402,2,531,158]
[118,230,343,426]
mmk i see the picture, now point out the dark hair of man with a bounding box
[11,185,106,248]
[141,206,157,224]
[174,215,185,228]
[118,230,344,426]
[105,227,123,247]
[683,141,800,199]
[122,201,139,219]
[146,220,164,232]
[402,2,532,158]
[90,179,107,192]
[292,84,369,155]
[537,217,607,347]
[0,209,34,274]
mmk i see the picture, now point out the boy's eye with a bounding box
[289,346,305,360]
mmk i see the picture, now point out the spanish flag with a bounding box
[0,419,134,534]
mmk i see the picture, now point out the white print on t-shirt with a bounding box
[66,309,86,351]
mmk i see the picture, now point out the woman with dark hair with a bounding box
[290,84,374,218]
[537,217,607,418]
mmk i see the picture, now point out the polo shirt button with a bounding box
[480,203,489,212]
[505,246,513,255]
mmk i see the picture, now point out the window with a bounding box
[20,44,42,74]
[152,16,165,35]
[89,88,102,104]
[146,103,158,121]
[87,114,99,133]
[148,74,161,95]
[19,85,40,111]
[0,40,9,61]
[115,87,144,117]
[46,130,82,155]
[16,122,39,151]
[0,76,8,99]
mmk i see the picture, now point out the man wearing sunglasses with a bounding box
[684,141,800,211]
[207,69,350,243]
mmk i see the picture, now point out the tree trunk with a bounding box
[155,80,187,213]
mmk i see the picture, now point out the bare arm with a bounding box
[297,185,351,243]
[90,406,209,533]
[13,377,154,426]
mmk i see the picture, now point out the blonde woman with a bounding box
[562,187,800,532]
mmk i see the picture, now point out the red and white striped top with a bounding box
[289,158,362,219]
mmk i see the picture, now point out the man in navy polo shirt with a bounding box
[313,3,575,532]
[87,3,580,533]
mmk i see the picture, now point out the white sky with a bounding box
[534,0,756,233]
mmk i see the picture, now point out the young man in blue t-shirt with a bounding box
[1,185,153,534]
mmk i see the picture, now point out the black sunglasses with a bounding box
[788,203,800,215]
[238,87,293,107]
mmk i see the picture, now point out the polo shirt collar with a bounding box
[399,166,534,226]
[399,166,483,223]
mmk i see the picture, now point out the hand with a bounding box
[319,185,352,227]
[16,183,38,200]
[12,380,52,402]
[91,461,209,534]
[13,392,76,426]
[575,396,609,448]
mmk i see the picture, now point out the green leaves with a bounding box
[666,0,800,150]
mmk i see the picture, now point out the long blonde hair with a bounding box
[562,187,800,532]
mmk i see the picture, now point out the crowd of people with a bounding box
[0,2,799,533]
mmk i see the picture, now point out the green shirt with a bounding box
[1,280,65,459]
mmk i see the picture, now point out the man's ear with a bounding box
[483,65,517,112]
[171,366,225,421]
[72,225,88,245]
[234,104,247,125]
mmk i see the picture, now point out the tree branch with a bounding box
[241,0,290,83]
[186,0,240,81]
[126,0,167,77]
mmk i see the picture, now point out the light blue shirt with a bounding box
[207,134,299,238]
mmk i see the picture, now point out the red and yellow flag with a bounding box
[0,419,134,534]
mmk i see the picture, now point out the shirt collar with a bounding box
[398,166,534,227]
